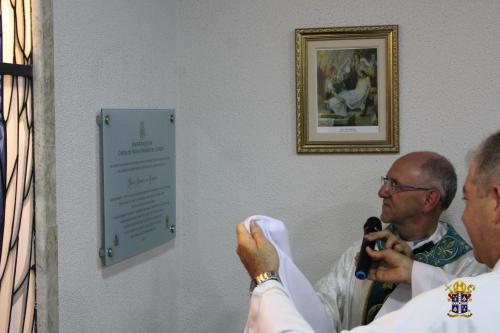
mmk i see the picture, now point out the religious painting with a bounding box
[295,25,399,153]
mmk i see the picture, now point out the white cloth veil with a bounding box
[243,215,336,333]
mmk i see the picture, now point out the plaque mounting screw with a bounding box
[105,115,111,125]
[169,225,176,233]
[170,114,175,123]
[98,247,114,258]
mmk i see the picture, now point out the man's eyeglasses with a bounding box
[380,176,434,194]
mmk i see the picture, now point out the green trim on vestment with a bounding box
[362,223,472,324]
[376,223,472,267]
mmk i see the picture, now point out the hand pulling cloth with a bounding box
[243,215,336,333]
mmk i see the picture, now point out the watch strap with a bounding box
[249,271,281,294]
[255,271,280,284]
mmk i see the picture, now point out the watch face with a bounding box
[256,271,279,284]
[256,272,267,284]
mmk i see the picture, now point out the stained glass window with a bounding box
[0,0,35,332]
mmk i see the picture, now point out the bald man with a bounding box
[239,151,487,332]
[237,133,500,332]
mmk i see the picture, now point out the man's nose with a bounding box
[378,183,390,198]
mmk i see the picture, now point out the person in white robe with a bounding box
[316,222,488,331]
[246,264,500,333]
[240,217,486,333]
[315,152,488,331]
[236,130,500,333]
[263,152,484,332]
[325,69,371,117]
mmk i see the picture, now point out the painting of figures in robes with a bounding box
[316,48,378,128]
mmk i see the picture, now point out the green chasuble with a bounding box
[362,224,471,324]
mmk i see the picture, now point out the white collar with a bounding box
[404,221,447,250]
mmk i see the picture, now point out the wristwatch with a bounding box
[249,271,281,293]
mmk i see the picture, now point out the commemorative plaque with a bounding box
[98,109,175,265]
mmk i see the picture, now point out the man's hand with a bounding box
[364,230,413,257]
[236,221,279,279]
[366,247,413,285]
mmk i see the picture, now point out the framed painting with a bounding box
[295,25,399,153]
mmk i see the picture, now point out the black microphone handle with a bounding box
[355,238,376,280]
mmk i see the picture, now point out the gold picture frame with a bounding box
[296,25,399,153]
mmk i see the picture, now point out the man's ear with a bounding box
[423,189,441,212]
[491,184,500,225]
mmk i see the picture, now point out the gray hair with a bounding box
[420,152,457,210]
[473,130,500,192]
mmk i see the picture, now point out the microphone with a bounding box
[355,217,382,280]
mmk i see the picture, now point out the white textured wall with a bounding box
[53,0,500,332]
[53,0,178,332]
